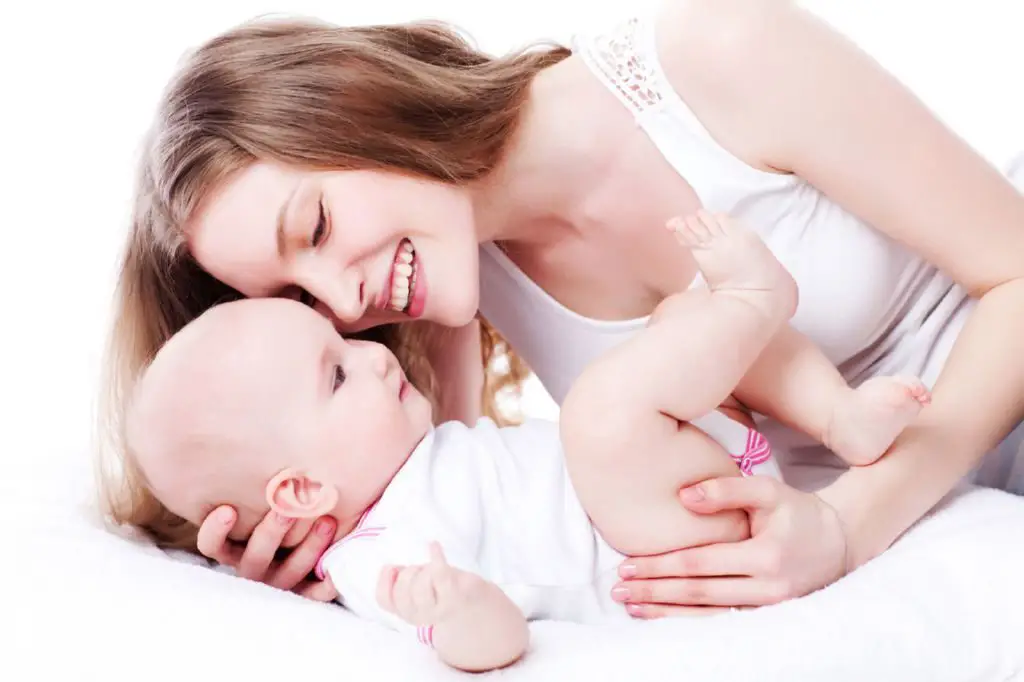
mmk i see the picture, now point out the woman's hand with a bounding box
[196,506,339,602]
[612,476,848,618]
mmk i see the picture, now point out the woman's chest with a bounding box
[752,204,921,365]
[505,141,707,321]
[491,124,923,384]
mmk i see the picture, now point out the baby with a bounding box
[124,213,929,672]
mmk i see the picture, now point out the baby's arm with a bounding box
[378,544,527,672]
[322,527,525,671]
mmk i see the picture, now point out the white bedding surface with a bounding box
[11,457,1024,682]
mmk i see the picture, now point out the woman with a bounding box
[102,0,1024,616]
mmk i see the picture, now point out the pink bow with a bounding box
[731,429,772,476]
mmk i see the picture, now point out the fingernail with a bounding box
[316,519,335,537]
[681,484,706,503]
[274,512,295,526]
[219,508,235,525]
[611,586,630,602]
[619,563,637,579]
[626,604,644,618]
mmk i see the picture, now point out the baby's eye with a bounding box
[333,365,346,392]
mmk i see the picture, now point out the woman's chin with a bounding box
[442,291,482,328]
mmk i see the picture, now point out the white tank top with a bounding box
[479,14,974,415]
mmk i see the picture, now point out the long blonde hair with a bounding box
[99,16,570,551]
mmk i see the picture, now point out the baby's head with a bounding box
[124,298,433,543]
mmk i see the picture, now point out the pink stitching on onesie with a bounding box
[314,505,383,580]
[314,502,436,648]
[417,625,435,647]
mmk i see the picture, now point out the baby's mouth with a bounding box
[386,239,417,314]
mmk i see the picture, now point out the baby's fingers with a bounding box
[412,563,440,613]
[392,564,423,617]
[375,565,401,613]
[428,541,448,567]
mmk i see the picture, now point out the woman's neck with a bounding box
[468,59,613,249]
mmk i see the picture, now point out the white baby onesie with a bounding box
[317,416,778,642]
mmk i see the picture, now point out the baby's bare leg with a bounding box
[607,212,799,421]
[673,212,928,466]
[562,398,749,557]
[734,326,932,466]
[560,212,794,556]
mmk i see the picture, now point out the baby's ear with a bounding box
[265,469,339,519]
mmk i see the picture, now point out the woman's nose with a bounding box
[320,271,366,322]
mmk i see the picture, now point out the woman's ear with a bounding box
[265,468,339,519]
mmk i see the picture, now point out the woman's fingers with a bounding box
[298,576,339,603]
[235,512,296,581]
[613,576,785,608]
[628,481,851,608]
[623,603,734,620]
[680,475,782,514]
[267,517,336,591]
[196,506,244,567]
[197,507,341,600]
[620,540,766,580]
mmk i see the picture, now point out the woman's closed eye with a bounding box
[333,365,346,391]
[311,197,329,247]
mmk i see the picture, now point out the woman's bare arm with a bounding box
[613,0,1024,613]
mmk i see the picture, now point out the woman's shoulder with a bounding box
[653,0,793,72]
[570,1,801,178]
[649,0,809,171]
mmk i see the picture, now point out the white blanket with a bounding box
[11,457,1024,682]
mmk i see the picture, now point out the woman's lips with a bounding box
[382,239,416,314]
[406,257,426,319]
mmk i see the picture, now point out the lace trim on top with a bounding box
[575,17,664,115]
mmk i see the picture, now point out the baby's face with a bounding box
[131,298,435,536]
[256,302,434,520]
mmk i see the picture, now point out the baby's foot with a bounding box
[824,376,932,466]
[669,210,798,325]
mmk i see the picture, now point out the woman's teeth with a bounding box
[390,241,416,312]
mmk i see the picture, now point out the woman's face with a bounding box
[189,162,481,333]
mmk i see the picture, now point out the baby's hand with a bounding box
[378,543,528,671]
[376,542,487,627]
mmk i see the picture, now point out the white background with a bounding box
[1,0,1022,498]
